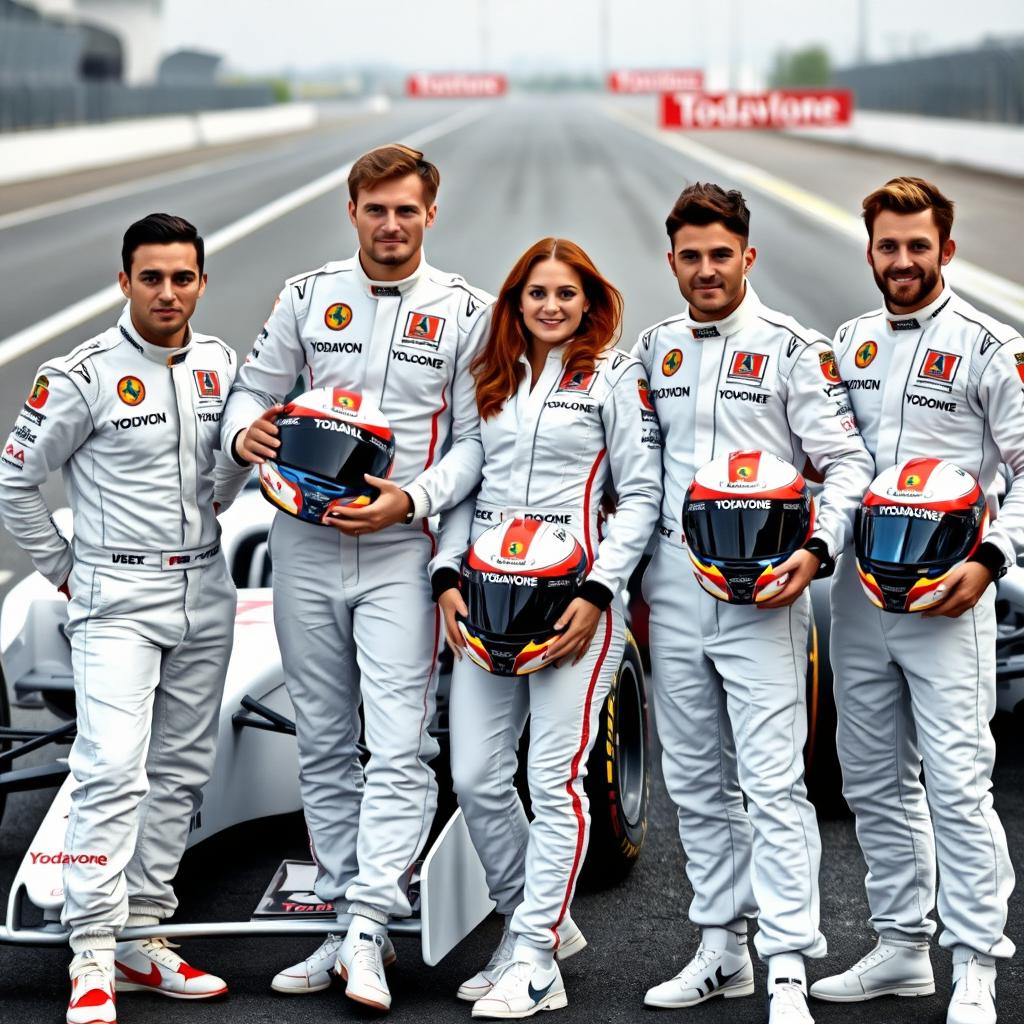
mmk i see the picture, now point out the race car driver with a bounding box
[432,238,661,1018]
[0,214,249,1024]
[809,177,1022,1024]
[223,144,493,1012]
[632,183,874,1024]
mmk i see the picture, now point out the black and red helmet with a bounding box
[258,387,395,525]
[682,450,814,604]
[458,517,588,676]
[855,457,988,613]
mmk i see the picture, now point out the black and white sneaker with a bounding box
[644,942,754,1008]
[769,978,814,1023]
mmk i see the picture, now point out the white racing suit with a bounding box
[831,285,1023,958]
[632,284,874,960]
[0,310,248,952]
[433,347,661,953]
[221,254,493,925]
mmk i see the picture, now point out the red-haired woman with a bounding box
[431,239,662,1018]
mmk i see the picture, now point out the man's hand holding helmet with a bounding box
[234,403,286,463]
[920,561,995,618]
[322,474,413,535]
[543,597,602,667]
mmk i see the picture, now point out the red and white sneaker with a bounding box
[67,950,117,1024]
[114,937,227,999]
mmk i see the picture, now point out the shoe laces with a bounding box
[772,982,811,1018]
[957,958,992,1007]
[70,952,112,982]
[490,959,542,994]
[851,944,891,974]
[350,937,385,981]
[312,933,342,962]
[139,936,186,970]
[674,944,716,983]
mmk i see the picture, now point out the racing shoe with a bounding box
[114,936,227,999]
[458,917,587,1002]
[769,979,814,1023]
[644,938,754,1008]
[471,958,567,1019]
[68,950,116,1024]
[337,928,392,1011]
[271,931,396,994]
[947,953,996,1024]
[809,937,934,1002]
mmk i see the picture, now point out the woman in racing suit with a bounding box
[431,238,662,1018]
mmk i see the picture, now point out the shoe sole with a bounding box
[809,982,935,1003]
[271,950,397,995]
[644,979,756,1009]
[460,932,587,1002]
[471,990,569,1018]
[339,965,391,1012]
[116,981,228,999]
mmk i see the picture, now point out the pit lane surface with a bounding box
[1,93,1022,1023]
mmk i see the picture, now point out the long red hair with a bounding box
[473,238,623,420]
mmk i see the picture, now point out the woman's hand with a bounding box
[544,597,602,668]
[438,587,468,658]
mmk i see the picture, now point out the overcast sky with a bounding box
[163,0,1024,82]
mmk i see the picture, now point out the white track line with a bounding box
[604,105,1024,326]
[0,105,486,370]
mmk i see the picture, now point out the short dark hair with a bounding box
[861,176,955,246]
[121,213,204,275]
[665,182,750,244]
[348,144,440,206]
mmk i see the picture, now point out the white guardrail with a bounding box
[0,103,319,186]
[787,110,1024,179]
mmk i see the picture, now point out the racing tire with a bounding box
[580,632,650,887]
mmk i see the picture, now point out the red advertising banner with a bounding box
[406,73,507,98]
[660,89,853,130]
[608,68,704,93]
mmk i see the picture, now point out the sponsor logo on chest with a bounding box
[725,351,768,387]
[402,311,445,349]
[914,348,962,394]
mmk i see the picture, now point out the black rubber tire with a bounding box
[804,579,846,815]
[581,632,651,887]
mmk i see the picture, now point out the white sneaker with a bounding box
[337,928,391,1011]
[769,980,814,1023]
[809,938,934,1002]
[947,954,996,1024]
[270,931,396,994]
[113,937,227,999]
[68,951,117,1024]
[644,941,754,1008]
[471,959,567,1019]
[458,918,587,1002]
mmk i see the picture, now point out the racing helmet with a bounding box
[682,450,814,604]
[855,457,988,613]
[258,387,395,525]
[458,517,588,676]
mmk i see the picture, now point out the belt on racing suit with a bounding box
[72,538,223,572]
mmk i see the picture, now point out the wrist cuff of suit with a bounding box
[968,541,1007,580]
[431,567,461,602]
[230,429,249,467]
[802,538,835,579]
[405,482,431,522]
[579,579,614,610]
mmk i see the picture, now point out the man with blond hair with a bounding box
[223,144,493,1012]
[811,177,1022,1024]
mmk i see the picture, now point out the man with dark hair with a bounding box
[0,213,249,1024]
[810,178,1022,1024]
[632,183,873,1023]
[223,143,493,1012]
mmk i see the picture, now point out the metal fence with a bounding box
[834,43,1024,124]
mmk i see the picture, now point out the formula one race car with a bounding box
[0,482,651,962]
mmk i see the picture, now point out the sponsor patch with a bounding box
[4,443,25,464]
[557,369,597,394]
[855,340,878,368]
[638,378,656,413]
[662,349,683,377]
[726,351,768,386]
[691,325,720,339]
[193,369,221,398]
[1015,352,1024,384]
[403,311,445,348]
[28,375,50,410]
[20,405,46,426]
[728,450,761,483]
[332,389,361,411]
[819,349,842,384]
[371,285,400,298]
[324,302,353,331]
[117,376,145,406]
[915,348,962,393]
[889,317,921,331]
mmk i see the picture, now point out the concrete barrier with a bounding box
[0,103,319,186]
[787,110,1024,179]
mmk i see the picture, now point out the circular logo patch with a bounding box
[324,303,353,331]
[28,374,50,409]
[117,376,146,406]
[662,349,683,377]
[855,340,878,368]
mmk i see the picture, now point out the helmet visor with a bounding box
[464,575,575,639]
[857,508,979,566]
[684,500,809,561]
[275,417,392,487]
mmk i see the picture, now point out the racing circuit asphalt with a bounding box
[1,94,1023,1023]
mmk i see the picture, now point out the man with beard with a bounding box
[223,144,493,1013]
[810,178,1022,1024]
